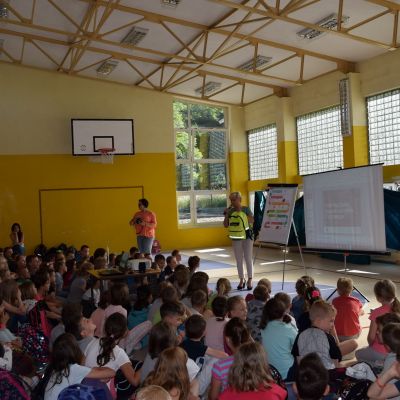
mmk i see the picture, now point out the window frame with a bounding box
[174,100,229,227]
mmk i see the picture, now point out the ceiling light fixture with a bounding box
[0,1,9,19]
[121,27,149,46]
[96,60,119,76]
[161,0,181,8]
[238,55,272,71]
[297,13,349,40]
[195,81,222,96]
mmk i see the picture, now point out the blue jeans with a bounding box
[137,236,154,254]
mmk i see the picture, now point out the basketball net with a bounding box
[89,148,115,164]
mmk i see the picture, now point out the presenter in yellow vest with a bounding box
[223,192,254,290]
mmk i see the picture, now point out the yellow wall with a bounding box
[0,63,233,252]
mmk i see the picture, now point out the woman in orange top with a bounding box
[129,198,157,254]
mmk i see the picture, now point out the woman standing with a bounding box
[223,192,254,290]
[10,223,24,255]
[129,198,157,254]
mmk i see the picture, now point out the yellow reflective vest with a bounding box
[228,209,250,239]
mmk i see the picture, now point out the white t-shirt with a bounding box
[84,338,130,371]
[44,363,91,400]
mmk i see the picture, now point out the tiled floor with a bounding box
[181,245,400,350]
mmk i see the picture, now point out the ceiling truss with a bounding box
[0,0,398,105]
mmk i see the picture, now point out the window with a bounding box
[174,101,228,226]
[248,124,278,180]
[296,106,343,175]
[367,89,400,166]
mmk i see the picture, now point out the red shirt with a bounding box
[332,295,362,336]
[370,304,392,354]
[219,384,287,400]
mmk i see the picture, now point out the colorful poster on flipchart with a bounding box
[258,185,298,245]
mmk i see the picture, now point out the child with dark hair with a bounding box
[297,286,322,332]
[245,278,272,303]
[163,256,177,280]
[154,253,166,270]
[188,256,200,275]
[20,280,38,313]
[39,333,115,400]
[140,322,178,383]
[152,284,180,324]
[67,262,91,304]
[260,298,298,380]
[190,289,211,318]
[180,314,227,362]
[62,259,77,290]
[171,249,182,264]
[292,276,315,321]
[380,316,400,375]
[171,265,190,298]
[54,259,67,297]
[205,296,229,352]
[294,353,329,400]
[247,284,270,342]
[128,285,152,330]
[275,292,297,329]
[84,313,140,392]
[182,272,210,310]
[209,318,251,400]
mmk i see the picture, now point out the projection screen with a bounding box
[303,165,386,252]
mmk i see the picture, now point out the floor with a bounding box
[179,244,400,351]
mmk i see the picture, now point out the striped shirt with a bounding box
[211,355,234,391]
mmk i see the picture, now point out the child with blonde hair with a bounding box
[356,279,400,363]
[332,277,364,341]
[293,301,357,370]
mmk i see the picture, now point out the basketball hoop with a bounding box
[89,148,115,164]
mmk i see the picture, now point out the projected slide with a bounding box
[303,165,386,252]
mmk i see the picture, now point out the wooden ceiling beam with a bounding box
[366,0,400,11]
[344,10,392,33]
[0,26,298,87]
[209,0,394,49]
[47,0,83,33]
[76,0,347,63]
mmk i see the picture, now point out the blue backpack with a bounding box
[58,382,112,400]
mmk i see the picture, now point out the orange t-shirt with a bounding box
[332,295,362,336]
[132,210,157,238]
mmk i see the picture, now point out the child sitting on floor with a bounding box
[332,277,364,341]
[294,353,329,400]
[205,296,229,352]
[247,285,270,342]
[356,279,400,364]
[180,314,227,362]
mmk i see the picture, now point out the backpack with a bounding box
[0,368,30,400]
[114,359,142,400]
[18,301,50,366]
[58,383,112,400]
[339,378,372,400]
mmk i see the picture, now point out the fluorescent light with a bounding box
[238,55,272,71]
[195,81,222,96]
[121,27,149,46]
[297,13,349,40]
[195,248,224,253]
[0,1,8,19]
[259,259,293,265]
[161,0,181,7]
[96,60,119,76]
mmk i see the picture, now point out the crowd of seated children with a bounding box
[4,238,400,400]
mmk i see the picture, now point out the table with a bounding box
[88,268,161,292]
